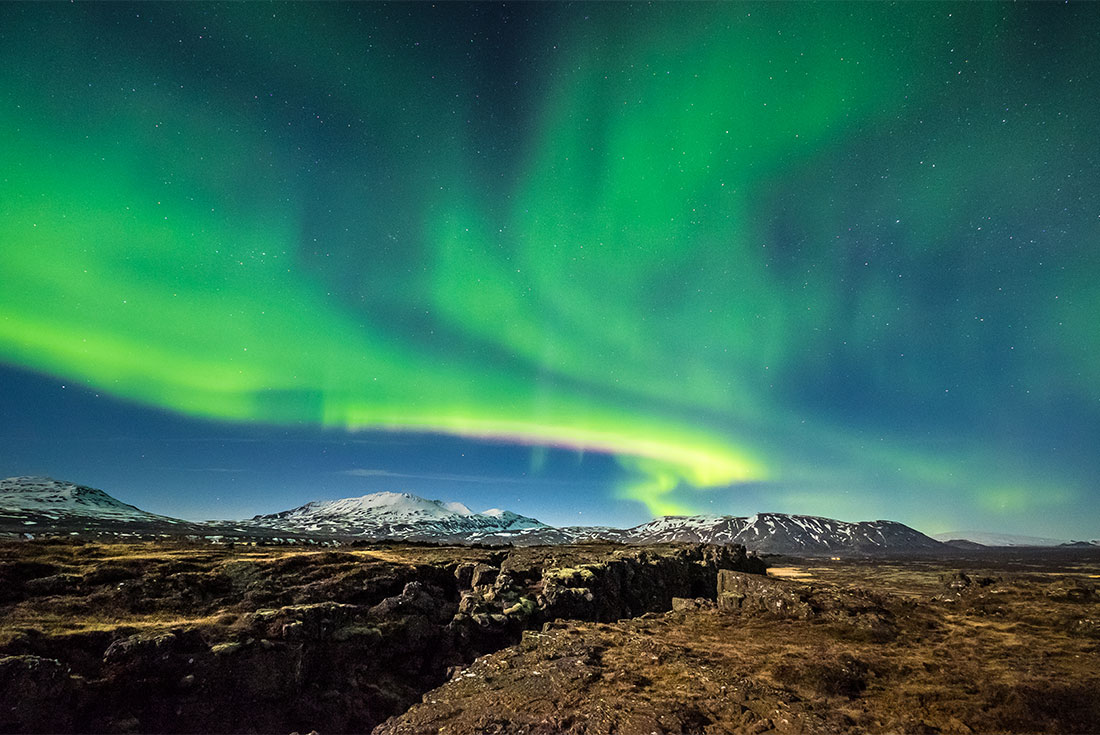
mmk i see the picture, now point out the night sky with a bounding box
[1,3,1097,537]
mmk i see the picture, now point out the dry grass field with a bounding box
[1,539,1097,734]
[381,549,1100,734]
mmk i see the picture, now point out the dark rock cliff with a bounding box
[0,542,764,734]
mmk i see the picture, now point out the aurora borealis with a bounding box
[1,3,1097,537]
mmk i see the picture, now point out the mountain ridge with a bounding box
[0,476,182,526]
[246,490,547,541]
[599,511,946,555]
[931,530,1071,547]
[2,476,1074,555]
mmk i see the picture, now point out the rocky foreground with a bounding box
[381,558,1100,734]
[0,539,760,733]
[1,541,1098,734]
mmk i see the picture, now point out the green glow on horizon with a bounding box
[0,3,1097,526]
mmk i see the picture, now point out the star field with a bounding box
[0,3,1097,537]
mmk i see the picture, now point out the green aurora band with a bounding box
[1,3,1097,526]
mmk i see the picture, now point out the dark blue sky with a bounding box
[0,365,626,527]
[1,3,1097,538]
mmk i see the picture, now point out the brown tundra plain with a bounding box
[1,539,1098,735]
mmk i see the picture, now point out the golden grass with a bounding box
[766,566,814,579]
[0,611,229,647]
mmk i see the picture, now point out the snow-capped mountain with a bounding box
[246,491,547,541]
[481,508,565,533]
[1,476,1029,556]
[466,513,944,554]
[0,476,191,535]
[0,476,316,540]
[594,512,946,554]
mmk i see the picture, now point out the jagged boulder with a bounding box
[717,571,815,618]
[452,563,476,590]
[671,597,713,611]
[502,596,537,619]
[251,601,366,640]
[102,631,180,664]
[370,581,453,622]
[940,571,998,592]
[23,573,82,596]
[470,564,498,589]
[716,571,898,639]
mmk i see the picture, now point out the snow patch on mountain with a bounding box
[0,476,171,524]
[443,501,474,516]
[599,512,945,554]
[247,491,547,539]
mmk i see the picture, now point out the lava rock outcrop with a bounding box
[0,541,763,734]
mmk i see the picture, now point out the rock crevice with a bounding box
[0,542,763,734]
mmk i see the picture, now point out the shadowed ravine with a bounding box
[0,541,762,734]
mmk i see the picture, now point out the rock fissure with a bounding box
[0,542,764,734]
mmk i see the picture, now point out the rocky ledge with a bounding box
[0,540,763,734]
[377,561,1100,735]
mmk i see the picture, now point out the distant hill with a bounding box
[0,476,309,541]
[941,538,988,551]
[0,476,195,536]
[932,530,1070,547]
